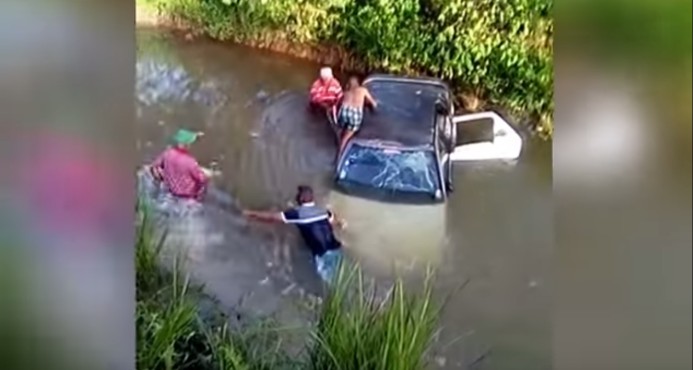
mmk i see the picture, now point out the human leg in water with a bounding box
[338,129,357,158]
[315,249,343,284]
[336,105,363,159]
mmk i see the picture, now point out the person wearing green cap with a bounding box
[148,129,210,202]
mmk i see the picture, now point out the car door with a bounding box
[448,111,523,162]
[435,113,455,193]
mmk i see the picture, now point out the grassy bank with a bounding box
[136,207,293,369]
[136,204,443,369]
[138,0,553,138]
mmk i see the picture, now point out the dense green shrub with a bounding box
[142,0,553,136]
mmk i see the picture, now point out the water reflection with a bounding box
[136,59,227,107]
[327,191,447,277]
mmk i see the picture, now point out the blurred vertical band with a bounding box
[554,0,691,369]
[0,0,135,369]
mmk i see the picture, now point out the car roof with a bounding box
[354,75,451,148]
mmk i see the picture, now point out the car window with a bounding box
[337,143,441,195]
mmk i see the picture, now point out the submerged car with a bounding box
[332,74,523,203]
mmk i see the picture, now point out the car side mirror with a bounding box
[435,98,450,116]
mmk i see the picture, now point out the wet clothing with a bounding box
[315,249,342,283]
[157,190,204,218]
[309,78,343,106]
[281,202,342,258]
[150,147,208,199]
[338,105,364,131]
[138,169,203,218]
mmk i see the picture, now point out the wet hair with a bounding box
[348,75,361,88]
[295,185,314,204]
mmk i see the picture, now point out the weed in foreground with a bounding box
[136,203,444,370]
[309,263,440,370]
[135,207,290,370]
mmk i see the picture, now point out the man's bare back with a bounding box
[342,81,377,109]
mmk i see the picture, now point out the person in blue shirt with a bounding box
[242,185,346,283]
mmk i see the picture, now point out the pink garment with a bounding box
[150,147,208,199]
[309,78,343,105]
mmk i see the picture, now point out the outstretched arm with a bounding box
[364,88,377,108]
[243,210,285,224]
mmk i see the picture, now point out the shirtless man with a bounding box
[337,76,377,156]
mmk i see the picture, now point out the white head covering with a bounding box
[319,67,333,80]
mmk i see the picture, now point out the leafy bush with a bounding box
[142,0,553,136]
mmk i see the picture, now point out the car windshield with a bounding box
[337,142,441,196]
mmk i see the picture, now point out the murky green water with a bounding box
[136,28,552,369]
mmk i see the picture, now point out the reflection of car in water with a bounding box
[331,74,523,204]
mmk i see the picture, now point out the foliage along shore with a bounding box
[136,202,444,369]
[137,0,554,139]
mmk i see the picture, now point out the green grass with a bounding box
[135,204,292,370]
[136,202,444,369]
[309,264,440,370]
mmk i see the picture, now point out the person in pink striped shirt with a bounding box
[149,129,210,201]
[309,67,343,123]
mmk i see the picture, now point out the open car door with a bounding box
[448,111,523,162]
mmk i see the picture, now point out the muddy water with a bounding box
[136,29,552,369]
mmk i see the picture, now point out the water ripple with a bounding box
[136,59,227,108]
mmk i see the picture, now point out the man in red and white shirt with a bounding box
[309,67,343,122]
[149,129,210,201]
